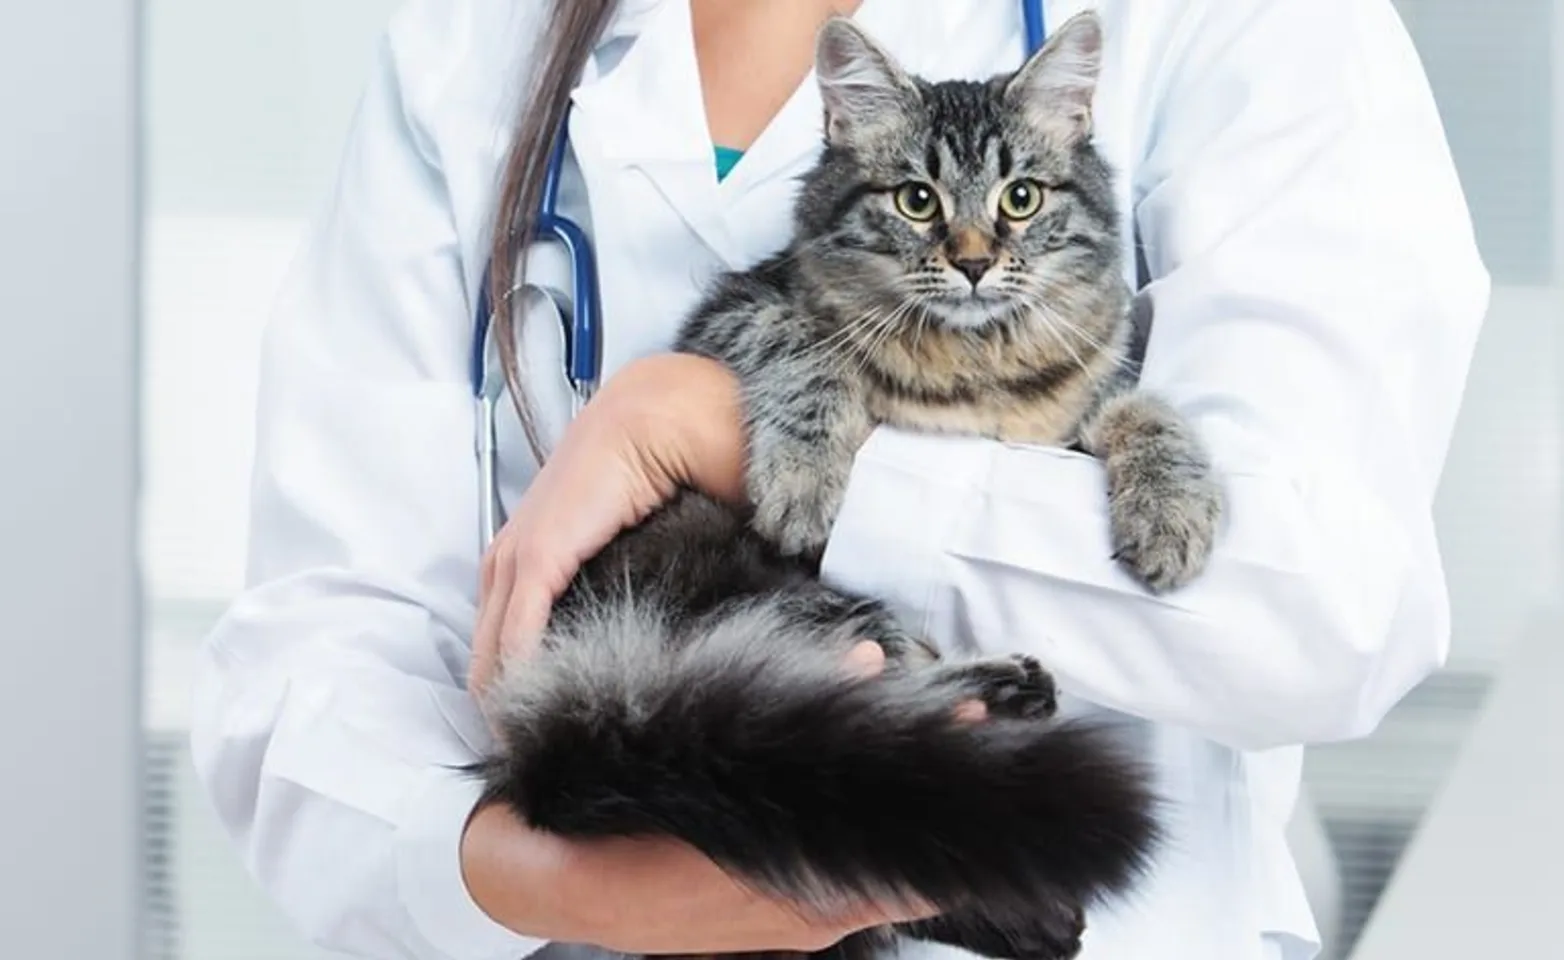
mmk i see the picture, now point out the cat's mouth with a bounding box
[932,283,1012,304]
[926,289,1013,329]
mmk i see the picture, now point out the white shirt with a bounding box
[187,1,1490,959]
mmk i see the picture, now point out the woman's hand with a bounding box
[461,776,935,955]
[468,353,750,698]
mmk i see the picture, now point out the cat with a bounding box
[473,12,1222,960]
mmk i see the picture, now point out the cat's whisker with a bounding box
[831,306,901,365]
[1011,277,1136,374]
[1005,285,1094,374]
[804,301,896,368]
[807,316,875,363]
[911,301,933,354]
[847,303,911,377]
[826,316,883,374]
[842,298,921,379]
[803,305,895,379]
[871,303,916,363]
[1039,308,1101,376]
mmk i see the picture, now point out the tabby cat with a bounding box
[475,12,1222,960]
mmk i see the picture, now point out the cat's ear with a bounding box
[1005,10,1103,144]
[814,17,919,146]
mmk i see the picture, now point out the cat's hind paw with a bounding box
[935,654,1059,720]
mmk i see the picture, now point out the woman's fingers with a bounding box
[840,643,985,723]
[468,542,516,696]
[497,569,552,668]
[842,640,886,677]
[470,537,560,701]
[953,700,989,723]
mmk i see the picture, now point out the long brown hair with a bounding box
[489,0,622,463]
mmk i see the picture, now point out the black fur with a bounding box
[477,493,1161,960]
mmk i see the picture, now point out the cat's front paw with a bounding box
[749,462,846,559]
[1109,490,1220,593]
[1086,392,1224,594]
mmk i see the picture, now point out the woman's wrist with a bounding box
[603,353,748,504]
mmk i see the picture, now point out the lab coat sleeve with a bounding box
[187,12,548,960]
[818,0,1490,753]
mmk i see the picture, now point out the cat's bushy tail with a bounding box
[475,596,1162,917]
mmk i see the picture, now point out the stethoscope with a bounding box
[472,0,1049,549]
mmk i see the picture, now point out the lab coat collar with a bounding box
[570,0,724,256]
[600,0,670,43]
[568,1,971,264]
[572,0,703,167]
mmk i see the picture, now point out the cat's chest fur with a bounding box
[857,328,1121,446]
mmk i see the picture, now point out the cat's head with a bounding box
[794,11,1125,345]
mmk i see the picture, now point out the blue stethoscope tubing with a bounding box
[474,0,1047,548]
[1021,0,1047,59]
[470,125,602,414]
[472,118,603,544]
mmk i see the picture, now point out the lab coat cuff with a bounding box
[819,427,996,633]
[395,765,550,960]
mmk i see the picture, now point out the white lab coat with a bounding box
[188,1,1489,959]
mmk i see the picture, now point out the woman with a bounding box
[189,1,1489,959]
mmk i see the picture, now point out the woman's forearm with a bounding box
[459,791,932,956]
[460,802,582,943]
[609,352,749,506]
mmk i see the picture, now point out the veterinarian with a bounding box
[189,2,1489,960]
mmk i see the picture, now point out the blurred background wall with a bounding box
[140,5,404,956]
[128,1,1561,959]
[0,2,140,957]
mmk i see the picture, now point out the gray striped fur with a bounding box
[677,12,1222,590]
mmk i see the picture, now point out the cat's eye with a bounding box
[999,180,1046,220]
[893,182,941,222]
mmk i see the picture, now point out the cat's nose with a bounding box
[952,256,996,287]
